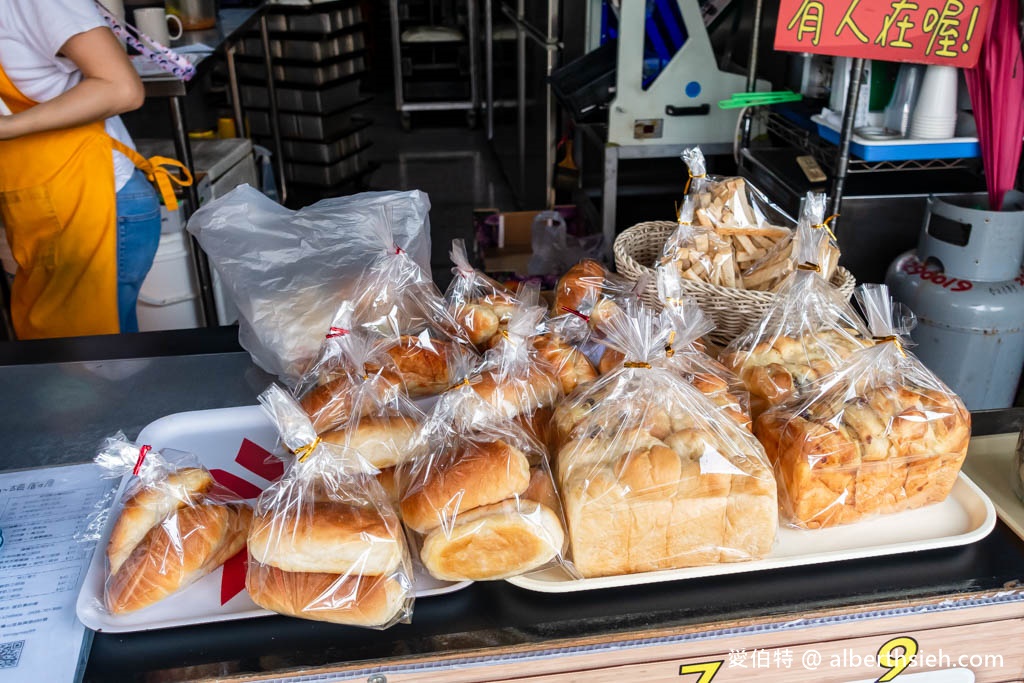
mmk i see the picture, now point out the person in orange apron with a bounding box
[0,0,189,338]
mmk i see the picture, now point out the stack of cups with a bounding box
[908,66,959,139]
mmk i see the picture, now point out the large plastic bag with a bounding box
[719,209,873,418]
[753,285,971,529]
[246,384,414,627]
[527,210,604,277]
[187,185,432,386]
[94,434,252,614]
[399,346,570,582]
[551,302,777,578]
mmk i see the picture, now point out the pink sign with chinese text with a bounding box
[774,0,995,68]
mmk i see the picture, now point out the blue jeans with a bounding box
[115,169,161,333]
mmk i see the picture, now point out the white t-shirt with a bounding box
[0,0,136,190]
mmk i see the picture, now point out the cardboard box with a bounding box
[473,206,583,279]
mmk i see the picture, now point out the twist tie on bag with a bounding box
[292,437,322,463]
[665,330,676,358]
[132,445,152,476]
[796,262,821,273]
[445,377,474,393]
[812,214,839,241]
[561,306,590,323]
[872,335,908,357]
[683,171,707,196]
[326,327,349,339]
[394,245,405,255]
[623,361,652,369]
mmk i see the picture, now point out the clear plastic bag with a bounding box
[719,213,873,418]
[445,238,521,348]
[659,196,739,288]
[753,285,971,529]
[247,384,414,627]
[551,302,777,578]
[399,347,570,581]
[743,192,841,292]
[669,147,794,290]
[94,433,252,614]
[187,185,432,386]
[656,268,752,428]
[343,225,476,399]
[527,210,605,277]
[294,304,427,506]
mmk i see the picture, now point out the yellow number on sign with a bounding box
[876,636,919,682]
[679,661,723,682]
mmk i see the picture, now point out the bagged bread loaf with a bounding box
[552,258,639,330]
[445,239,521,348]
[660,147,793,291]
[345,216,476,398]
[247,384,414,627]
[400,346,569,581]
[552,301,777,578]
[295,305,427,501]
[95,435,252,615]
[719,208,872,418]
[743,192,841,293]
[753,284,971,529]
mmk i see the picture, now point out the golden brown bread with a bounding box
[321,415,419,469]
[754,384,970,528]
[721,329,872,417]
[106,503,252,614]
[454,298,518,347]
[373,336,453,397]
[401,440,532,533]
[532,335,598,394]
[247,563,407,626]
[248,501,403,575]
[299,371,404,434]
[107,468,214,575]
[419,499,564,581]
[376,467,402,508]
[470,368,561,420]
[553,260,606,315]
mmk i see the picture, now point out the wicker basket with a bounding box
[614,220,857,346]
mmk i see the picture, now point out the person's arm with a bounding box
[0,26,144,140]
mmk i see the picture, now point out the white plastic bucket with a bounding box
[136,231,202,331]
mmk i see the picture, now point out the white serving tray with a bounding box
[961,433,1024,541]
[507,472,996,593]
[76,406,470,633]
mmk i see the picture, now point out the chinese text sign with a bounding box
[774,0,994,67]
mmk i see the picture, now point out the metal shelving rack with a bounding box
[389,0,480,130]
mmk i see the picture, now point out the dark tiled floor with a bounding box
[361,100,519,289]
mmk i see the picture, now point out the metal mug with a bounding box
[165,0,217,31]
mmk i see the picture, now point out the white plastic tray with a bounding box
[961,433,1024,541]
[76,406,470,633]
[507,472,995,593]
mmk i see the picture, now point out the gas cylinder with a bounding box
[885,192,1024,410]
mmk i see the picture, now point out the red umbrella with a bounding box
[965,0,1024,210]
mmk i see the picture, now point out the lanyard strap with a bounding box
[112,139,194,211]
[94,1,197,82]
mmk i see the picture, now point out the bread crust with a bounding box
[321,415,420,469]
[248,501,402,575]
[247,563,407,626]
[553,260,606,315]
[106,503,252,614]
[401,440,531,533]
[107,468,214,575]
[419,500,564,581]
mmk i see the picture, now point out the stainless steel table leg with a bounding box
[259,15,286,204]
[225,44,246,141]
[169,96,219,328]
[602,144,618,261]
[467,0,480,124]
[389,0,405,116]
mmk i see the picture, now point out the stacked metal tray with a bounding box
[241,0,375,192]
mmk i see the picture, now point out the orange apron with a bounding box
[0,62,191,339]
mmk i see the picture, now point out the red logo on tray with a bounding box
[210,439,283,605]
